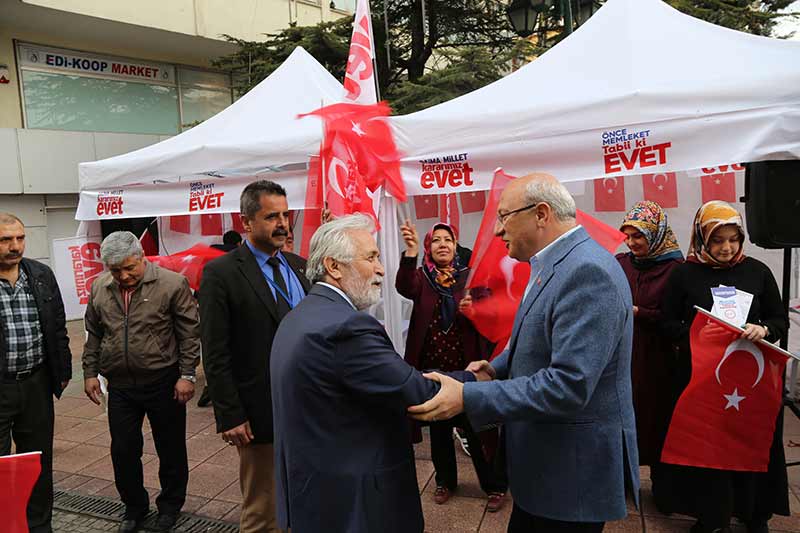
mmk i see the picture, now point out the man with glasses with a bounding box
[200,180,310,533]
[409,173,639,532]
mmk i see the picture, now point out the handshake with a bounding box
[407,359,496,423]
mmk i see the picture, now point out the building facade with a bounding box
[0,0,351,263]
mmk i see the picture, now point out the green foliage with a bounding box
[212,0,797,115]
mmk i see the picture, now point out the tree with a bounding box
[213,0,797,115]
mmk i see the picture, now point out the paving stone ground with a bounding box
[46,321,800,532]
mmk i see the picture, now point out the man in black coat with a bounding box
[0,213,71,533]
[199,181,310,533]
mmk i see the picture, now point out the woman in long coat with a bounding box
[396,220,506,512]
[658,201,789,533]
[616,201,683,495]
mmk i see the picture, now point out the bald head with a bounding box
[495,172,577,262]
[0,213,23,227]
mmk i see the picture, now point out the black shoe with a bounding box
[197,386,212,407]
[154,513,179,532]
[118,515,145,533]
[746,521,769,533]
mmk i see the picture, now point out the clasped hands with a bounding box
[407,360,495,422]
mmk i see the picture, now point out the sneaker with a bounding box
[453,428,471,457]
[153,513,179,532]
[487,492,506,512]
[433,486,451,505]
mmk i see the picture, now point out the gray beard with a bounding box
[341,272,381,311]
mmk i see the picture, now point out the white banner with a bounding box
[77,173,307,221]
[51,235,104,320]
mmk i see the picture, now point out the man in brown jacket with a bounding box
[82,231,200,533]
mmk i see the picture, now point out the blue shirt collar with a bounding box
[245,239,285,267]
[529,225,582,269]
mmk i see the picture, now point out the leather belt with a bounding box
[1,364,43,382]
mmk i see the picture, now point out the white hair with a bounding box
[306,214,376,283]
[523,179,576,222]
[100,231,143,266]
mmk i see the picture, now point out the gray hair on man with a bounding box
[524,178,577,222]
[306,214,375,283]
[100,231,144,266]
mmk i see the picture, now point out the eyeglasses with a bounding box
[496,203,540,227]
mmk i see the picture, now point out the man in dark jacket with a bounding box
[200,180,310,533]
[271,214,478,533]
[83,231,200,533]
[0,213,71,533]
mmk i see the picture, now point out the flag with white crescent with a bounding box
[661,308,790,472]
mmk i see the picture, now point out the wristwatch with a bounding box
[180,375,197,383]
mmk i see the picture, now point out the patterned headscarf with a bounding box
[620,201,682,263]
[687,200,746,268]
[423,223,461,330]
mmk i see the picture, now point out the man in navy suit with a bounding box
[410,173,639,532]
[270,214,477,533]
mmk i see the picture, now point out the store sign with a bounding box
[18,44,174,84]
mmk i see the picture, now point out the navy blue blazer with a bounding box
[271,283,474,533]
[463,227,640,523]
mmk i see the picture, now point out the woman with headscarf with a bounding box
[657,201,789,533]
[396,219,507,511]
[616,201,684,490]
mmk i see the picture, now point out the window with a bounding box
[17,43,232,135]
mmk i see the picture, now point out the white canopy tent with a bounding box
[76,46,344,220]
[392,0,800,196]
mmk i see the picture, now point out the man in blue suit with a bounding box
[270,214,477,533]
[410,173,639,532]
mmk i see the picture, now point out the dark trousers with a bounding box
[0,368,54,533]
[429,415,506,494]
[507,504,605,533]
[107,375,188,518]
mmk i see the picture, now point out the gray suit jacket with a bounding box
[463,227,640,522]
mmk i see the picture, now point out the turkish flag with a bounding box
[661,310,789,472]
[465,171,639,357]
[575,210,627,254]
[642,172,679,208]
[439,193,460,232]
[200,214,223,236]
[147,244,225,291]
[593,177,627,212]
[414,194,439,219]
[230,213,245,234]
[460,190,487,213]
[169,215,191,234]
[700,168,738,203]
[0,452,42,533]
[299,101,405,223]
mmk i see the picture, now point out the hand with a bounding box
[407,372,465,422]
[459,293,473,315]
[400,219,419,257]
[222,421,254,447]
[632,305,639,316]
[321,208,333,224]
[174,379,195,404]
[741,323,768,342]
[466,360,496,381]
[84,377,103,405]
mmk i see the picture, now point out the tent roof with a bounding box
[392,0,800,190]
[79,47,344,191]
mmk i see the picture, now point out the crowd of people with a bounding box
[0,174,790,533]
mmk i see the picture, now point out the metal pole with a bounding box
[562,0,573,34]
[383,0,391,71]
[782,247,792,351]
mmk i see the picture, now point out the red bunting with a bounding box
[642,172,678,208]
[593,177,627,212]
[413,194,439,219]
[439,193,460,233]
[169,215,191,234]
[460,190,487,214]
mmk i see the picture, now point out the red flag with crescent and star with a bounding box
[593,176,626,211]
[661,309,789,472]
[700,164,742,204]
[642,172,678,208]
[464,169,628,357]
[147,244,225,291]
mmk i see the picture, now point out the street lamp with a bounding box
[505,0,550,38]
[506,0,584,37]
